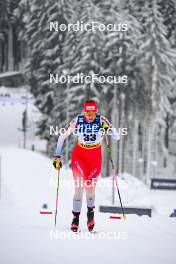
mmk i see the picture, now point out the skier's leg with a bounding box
[84,147,102,231]
[73,181,84,213]
[72,150,88,207]
[70,175,84,232]
[84,146,102,207]
[71,150,88,232]
[85,173,100,231]
[72,155,88,211]
[71,182,84,232]
[86,146,102,186]
[85,185,95,231]
[85,186,95,208]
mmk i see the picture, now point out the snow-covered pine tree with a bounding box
[35,0,69,136]
[158,0,176,165]
[18,0,75,146]
[0,0,21,71]
[158,0,176,47]
[55,0,105,164]
[123,0,150,34]
[137,0,176,176]
[102,3,143,176]
[48,0,76,158]
[0,0,7,28]
[54,0,79,125]
[61,0,105,122]
[0,0,8,71]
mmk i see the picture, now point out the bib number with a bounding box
[83,134,96,142]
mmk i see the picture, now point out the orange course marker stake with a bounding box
[40,211,52,215]
[110,215,128,220]
[110,216,122,220]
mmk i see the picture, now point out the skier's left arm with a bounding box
[100,115,120,140]
[54,117,78,157]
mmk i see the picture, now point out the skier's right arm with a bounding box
[54,117,78,157]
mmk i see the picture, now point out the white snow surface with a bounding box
[0,148,176,264]
[0,87,176,264]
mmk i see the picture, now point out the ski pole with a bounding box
[54,168,60,227]
[104,133,127,220]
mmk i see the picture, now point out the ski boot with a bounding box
[87,206,95,232]
[71,211,80,232]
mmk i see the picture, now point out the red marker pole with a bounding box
[40,211,52,215]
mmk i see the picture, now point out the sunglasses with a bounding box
[84,112,96,117]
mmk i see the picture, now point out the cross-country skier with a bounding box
[53,100,120,232]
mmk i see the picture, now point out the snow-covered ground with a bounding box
[0,148,176,264]
[0,87,176,264]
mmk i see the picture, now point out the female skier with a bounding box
[53,100,120,232]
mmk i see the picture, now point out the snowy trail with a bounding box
[0,201,175,264]
[0,148,176,264]
[0,88,45,150]
[0,209,176,264]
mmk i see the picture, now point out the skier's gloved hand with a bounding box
[102,123,109,131]
[53,156,62,170]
